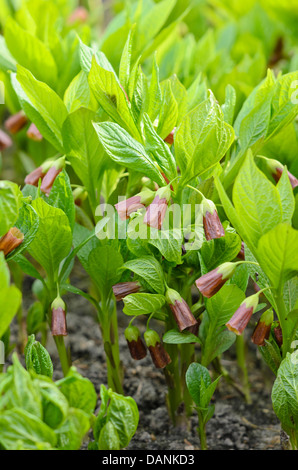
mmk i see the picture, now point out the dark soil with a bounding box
[12,267,283,451]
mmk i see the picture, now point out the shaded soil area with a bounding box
[12,269,282,451]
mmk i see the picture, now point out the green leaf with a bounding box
[0,181,23,237]
[221,84,236,125]
[143,113,177,181]
[13,65,68,152]
[93,121,164,186]
[276,168,295,223]
[157,79,178,140]
[0,255,22,338]
[256,223,298,290]
[123,293,165,316]
[175,91,234,186]
[88,56,140,140]
[47,170,75,232]
[87,245,123,296]
[28,199,72,280]
[0,408,57,450]
[58,367,97,416]
[272,352,298,432]
[0,36,17,73]
[6,203,39,260]
[200,232,242,271]
[122,256,165,294]
[5,18,57,87]
[35,377,69,429]
[206,284,246,328]
[105,389,139,448]
[163,329,200,344]
[119,27,135,92]
[232,152,282,248]
[64,71,95,113]
[147,228,182,265]
[98,421,120,450]
[55,408,90,450]
[25,335,53,378]
[186,363,211,407]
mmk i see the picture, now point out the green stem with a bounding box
[275,290,290,358]
[236,335,251,404]
[54,336,71,376]
[180,343,195,417]
[164,343,183,426]
[289,429,298,450]
[197,410,208,450]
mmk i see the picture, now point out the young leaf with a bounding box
[123,293,166,316]
[122,256,165,294]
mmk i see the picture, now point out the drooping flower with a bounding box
[251,309,273,346]
[226,293,260,335]
[51,297,67,337]
[27,123,43,142]
[264,157,298,189]
[144,329,171,369]
[67,6,88,24]
[40,157,65,195]
[0,227,24,256]
[274,323,283,348]
[4,111,28,134]
[202,198,225,241]
[115,189,155,221]
[112,282,141,301]
[164,128,176,145]
[0,129,13,151]
[165,288,198,332]
[195,262,237,298]
[143,186,171,230]
[124,325,147,360]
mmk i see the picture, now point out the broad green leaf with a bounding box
[163,329,200,344]
[119,27,135,92]
[58,367,97,416]
[35,378,69,429]
[175,92,234,186]
[221,84,236,125]
[206,284,246,328]
[0,36,16,73]
[276,168,295,223]
[0,283,22,341]
[147,228,182,265]
[98,421,120,450]
[13,66,68,152]
[122,256,165,294]
[93,121,164,186]
[143,113,177,181]
[157,79,178,139]
[87,245,123,296]
[186,363,211,407]
[238,98,271,154]
[0,180,23,237]
[232,152,282,247]
[272,352,298,432]
[0,408,57,450]
[88,56,140,140]
[28,199,72,280]
[106,389,139,448]
[5,18,57,87]
[64,71,95,113]
[47,170,75,231]
[123,293,165,316]
[200,232,242,271]
[256,223,298,289]
[55,408,90,450]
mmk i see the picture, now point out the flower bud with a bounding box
[202,198,225,241]
[0,129,13,151]
[40,157,65,195]
[4,111,28,134]
[0,227,24,256]
[68,6,89,24]
[251,309,273,346]
[143,186,171,230]
[144,329,171,369]
[264,157,298,189]
[72,187,88,206]
[27,123,43,142]
[165,288,198,332]
[195,262,237,298]
[226,293,260,335]
[112,281,141,301]
[124,325,147,360]
[115,189,155,221]
[51,297,67,336]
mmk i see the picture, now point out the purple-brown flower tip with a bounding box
[115,189,155,221]
[0,129,13,151]
[195,262,237,298]
[265,157,298,189]
[226,293,259,335]
[274,324,283,348]
[165,288,198,332]
[4,111,28,134]
[40,157,65,195]
[144,329,171,369]
[237,241,245,260]
[0,227,24,256]
[124,325,147,360]
[24,166,45,187]
[72,187,88,207]
[164,128,176,145]
[112,282,141,301]
[27,123,43,142]
[51,297,67,337]
[143,186,171,230]
[203,208,225,242]
[251,309,273,346]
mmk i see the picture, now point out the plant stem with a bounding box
[236,335,252,404]
[197,410,208,450]
[54,336,71,376]
[275,290,291,358]
[289,429,298,450]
